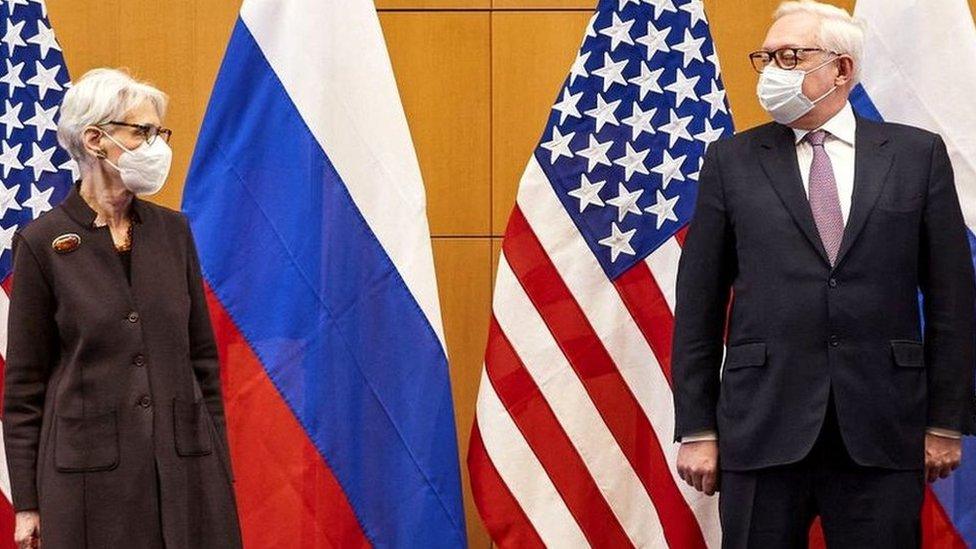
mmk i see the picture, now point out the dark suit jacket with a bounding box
[671,116,976,471]
[3,185,242,548]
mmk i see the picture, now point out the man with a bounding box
[671,1,976,547]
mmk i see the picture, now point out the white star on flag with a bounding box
[0,99,24,138]
[570,50,590,86]
[592,52,628,92]
[552,88,583,124]
[613,142,650,181]
[672,29,706,67]
[598,221,637,262]
[635,22,670,60]
[644,189,680,229]
[585,93,621,132]
[540,126,576,164]
[664,68,700,107]
[0,181,20,217]
[27,20,60,60]
[26,60,62,100]
[3,19,27,57]
[628,61,665,101]
[567,174,606,212]
[575,134,613,172]
[59,157,80,182]
[659,109,694,147]
[24,142,57,179]
[680,0,708,28]
[694,118,725,149]
[0,140,23,177]
[22,181,53,218]
[622,103,657,140]
[651,149,688,190]
[599,13,636,52]
[701,79,728,117]
[24,101,57,140]
[606,181,644,221]
[645,0,678,19]
[0,222,16,254]
[1,59,26,98]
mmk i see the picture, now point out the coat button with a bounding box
[828,278,838,288]
[138,395,152,408]
[133,354,146,367]
[127,311,140,323]
[829,335,840,347]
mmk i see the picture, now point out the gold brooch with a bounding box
[52,233,81,254]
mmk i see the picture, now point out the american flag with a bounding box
[468,0,733,546]
[0,0,74,539]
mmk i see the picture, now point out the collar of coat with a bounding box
[62,181,146,229]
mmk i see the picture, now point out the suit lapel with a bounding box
[758,123,832,267]
[833,118,892,270]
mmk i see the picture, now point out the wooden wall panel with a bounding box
[494,0,592,8]
[380,12,492,236]
[431,238,493,548]
[491,10,592,234]
[377,0,489,8]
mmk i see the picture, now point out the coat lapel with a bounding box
[833,118,892,270]
[757,123,832,267]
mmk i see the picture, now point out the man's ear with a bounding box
[82,126,106,158]
[835,55,855,86]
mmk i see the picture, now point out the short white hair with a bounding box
[57,68,169,172]
[773,0,866,83]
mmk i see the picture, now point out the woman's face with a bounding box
[87,101,163,167]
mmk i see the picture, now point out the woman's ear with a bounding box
[82,126,106,159]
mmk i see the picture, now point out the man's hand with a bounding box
[677,440,719,495]
[14,510,39,549]
[925,433,962,483]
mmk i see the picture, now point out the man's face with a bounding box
[761,13,840,110]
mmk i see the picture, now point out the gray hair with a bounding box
[56,68,169,173]
[773,0,866,83]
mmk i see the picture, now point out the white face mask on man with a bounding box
[98,130,173,196]
[756,56,839,125]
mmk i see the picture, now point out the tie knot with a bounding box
[806,130,828,147]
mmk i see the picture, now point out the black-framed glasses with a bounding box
[748,47,839,73]
[100,121,173,145]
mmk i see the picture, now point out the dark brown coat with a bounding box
[3,185,242,548]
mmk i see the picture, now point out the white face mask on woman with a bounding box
[99,130,173,195]
[757,56,839,125]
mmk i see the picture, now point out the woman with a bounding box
[4,68,242,548]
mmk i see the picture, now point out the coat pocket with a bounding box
[723,342,767,371]
[890,340,924,368]
[54,410,119,472]
[173,398,213,456]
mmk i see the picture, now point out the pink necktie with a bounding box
[806,130,844,266]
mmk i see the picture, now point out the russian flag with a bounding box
[181,1,467,546]
[851,0,976,546]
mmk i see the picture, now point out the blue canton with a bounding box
[0,0,75,279]
[533,0,734,279]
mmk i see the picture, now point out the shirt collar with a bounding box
[792,101,856,146]
[62,181,144,229]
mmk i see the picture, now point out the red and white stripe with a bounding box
[0,284,17,547]
[470,156,721,548]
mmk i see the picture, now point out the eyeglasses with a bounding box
[748,47,839,73]
[99,121,173,145]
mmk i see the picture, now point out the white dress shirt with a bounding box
[681,102,960,443]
